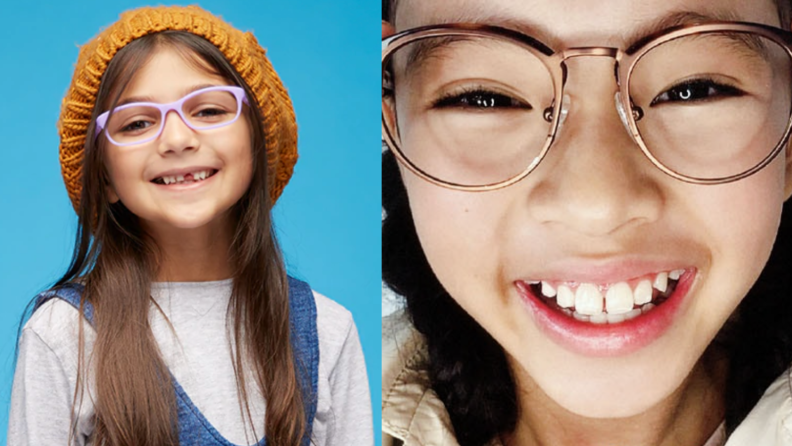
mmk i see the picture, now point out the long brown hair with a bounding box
[54,31,307,445]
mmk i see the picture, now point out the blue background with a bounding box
[0,1,380,444]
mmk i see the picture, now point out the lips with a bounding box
[515,268,696,357]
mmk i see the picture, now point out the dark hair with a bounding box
[31,31,306,446]
[383,2,792,445]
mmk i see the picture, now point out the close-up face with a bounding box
[101,45,254,237]
[387,0,792,419]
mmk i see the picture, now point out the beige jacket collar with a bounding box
[383,311,792,446]
[383,311,479,446]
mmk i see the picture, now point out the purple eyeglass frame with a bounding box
[94,85,249,146]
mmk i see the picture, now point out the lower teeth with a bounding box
[572,305,652,324]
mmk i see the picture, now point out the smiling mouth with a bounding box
[518,269,685,325]
[151,169,218,185]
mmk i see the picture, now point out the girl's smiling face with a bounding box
[102,46,253,235]
[394,0,792,420]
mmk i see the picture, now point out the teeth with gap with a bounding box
[531,270,685,322]
[160,170,212,185]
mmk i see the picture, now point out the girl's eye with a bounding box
[651,79,743,106]
[195,107,229,118]
[120,120,154,133]
[433,89,532,111]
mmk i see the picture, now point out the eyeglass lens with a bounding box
[105,89,242,145]
[382,31,792,186]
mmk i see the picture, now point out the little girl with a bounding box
[9,5,372,446]
[383,0,792,445]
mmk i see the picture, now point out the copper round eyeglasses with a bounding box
[382,21,792,191]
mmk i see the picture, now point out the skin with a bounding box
[103,47,254,282]
[386,1,792,445]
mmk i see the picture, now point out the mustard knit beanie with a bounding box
[58,5,297,211]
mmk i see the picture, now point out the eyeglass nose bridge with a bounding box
[559,46,620,59]
[155,104,197,139]
[550,46,645,141]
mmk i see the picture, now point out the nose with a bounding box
[157,109,199,155]
[526,58,662,238]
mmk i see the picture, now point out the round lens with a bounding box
[628,31,792,180]
[383,33,557,187]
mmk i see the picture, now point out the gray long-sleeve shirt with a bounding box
[8,279,374,445]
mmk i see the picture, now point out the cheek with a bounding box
[229,135,254,193]
[405,169,514,308]
[703,158,784,260]
[226,122,254,190]
[104,149,145,199]
[685,159,786,320]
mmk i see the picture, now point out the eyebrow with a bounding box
[628,10,775,66]
[416,7,562,49]
[624,10,743,50]
[116,83,226,107]
[415,8,751,51]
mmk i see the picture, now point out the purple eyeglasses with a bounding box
[95,85,249,146]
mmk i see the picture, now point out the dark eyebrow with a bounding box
[625,10,775,64]
[116,83,226,107]
[415,10,562,49]
[624,10,742,50]
[392,8,776,79]
[412,8,749,51]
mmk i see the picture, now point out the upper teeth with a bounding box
[160,170,212,185]
[539,270,684,316]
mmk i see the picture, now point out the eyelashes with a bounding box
[120,120,155,133]
[425,78,744,113]
[650,78,744,106]
[432,87,533,111]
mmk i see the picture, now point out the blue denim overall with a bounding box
[34,276,319,446]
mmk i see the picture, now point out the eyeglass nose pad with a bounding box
[614,91,633,135]
[544,94,572,133]
[557,94,571,132]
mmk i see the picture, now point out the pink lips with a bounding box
[515,270,695,357]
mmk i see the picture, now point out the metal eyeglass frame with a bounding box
[95,85,249,147]
[381,21,792,191]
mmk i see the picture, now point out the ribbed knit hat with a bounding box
[58,5,298,211]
